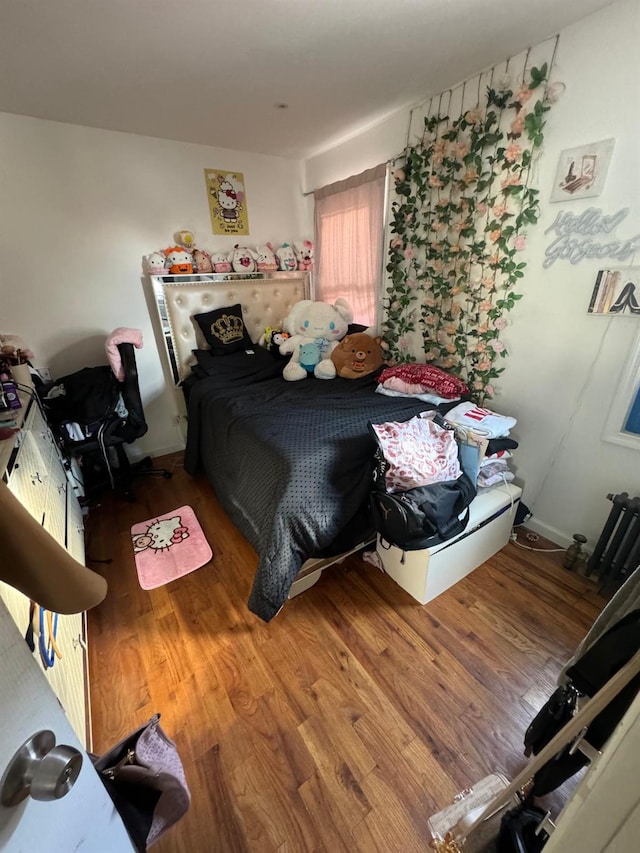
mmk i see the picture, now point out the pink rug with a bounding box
[131,505,212,590]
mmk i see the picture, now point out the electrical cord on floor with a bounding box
[510,530,565,553]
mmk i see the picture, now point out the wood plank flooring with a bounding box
[86,455,605,852]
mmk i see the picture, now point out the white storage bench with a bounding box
[376,483,522,604]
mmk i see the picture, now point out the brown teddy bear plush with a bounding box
[331,332,385,379]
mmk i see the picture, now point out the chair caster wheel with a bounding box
[163,472,173,479]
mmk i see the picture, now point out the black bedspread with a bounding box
[184,350,440,621]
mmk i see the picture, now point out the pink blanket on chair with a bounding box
[106,327,143,381]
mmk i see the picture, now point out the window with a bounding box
[603,332,640,449]
[314,164,387,327]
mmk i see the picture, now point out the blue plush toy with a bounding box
[298,342,321,373]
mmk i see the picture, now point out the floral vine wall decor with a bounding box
[383,51,561,402]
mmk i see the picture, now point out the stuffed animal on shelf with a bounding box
[164,246,193,275]
[174,230,196,253]
[279,298,353,381]
[143,251,167,274]
[275,242,298,272]
[211,251,232,273]
[227,244,257,273]
[193,248,213,273]
[330,332,385,379]
[294,240,314,271]
[254,243,279,272]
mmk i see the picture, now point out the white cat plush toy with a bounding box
[254,243,278,272]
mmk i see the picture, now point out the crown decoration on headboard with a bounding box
[211,313,244,344]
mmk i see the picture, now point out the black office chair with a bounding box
[105,342,173,498]
[54,343,172,500]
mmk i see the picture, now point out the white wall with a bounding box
[304,0,640,550]
[0,114,305,456]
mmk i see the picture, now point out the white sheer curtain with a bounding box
[314,164,387,327]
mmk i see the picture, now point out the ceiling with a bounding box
[0,0,614,160]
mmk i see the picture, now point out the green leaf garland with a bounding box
[382,65,554,402]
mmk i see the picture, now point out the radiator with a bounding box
[587,492,640,585]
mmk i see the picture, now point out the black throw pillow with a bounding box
[193,303,253,355]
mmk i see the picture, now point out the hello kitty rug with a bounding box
[131,505,212,590]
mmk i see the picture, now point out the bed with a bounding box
[155,272,438,621]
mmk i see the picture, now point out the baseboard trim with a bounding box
[524,518,572,549]
[127,441,185,462]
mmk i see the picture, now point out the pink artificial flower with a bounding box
[426,348,440,361]
[504,143,523,163]
[514,235,527,251]
[490,339,506,353]
[477,322,489,334]
[398,336,410,351]
[465,107,484,124]
[515,85,534,105]
[489,229,502,243]
[493,203,508,219]
[479,299,493,312]
[453,141,470,158]
[493,317,507,330]
[476,202,488,216]
[485,384,495,397]
[501,174,522,189]
[445,343,456,354]
[477,359,491,372]
[404,247,415,260]
[429,174,443,188]
[432,220,445,232]
[444,323,457,335]
[407,277,418,289]
[462,169,479,185]
[476,341,487,353]
[488,253,501,267]
[405,212,414,223]
[424,294,436,307]
[390,236,403,250]
[451,303,462,316]
[510,113,526,136]
[473,378,485,391]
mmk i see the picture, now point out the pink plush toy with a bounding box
[211,251,232,273]
[294,240,314,272]
[193,249,213,273]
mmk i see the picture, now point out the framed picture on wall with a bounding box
[550,138,615,202]
[588,268,640,315]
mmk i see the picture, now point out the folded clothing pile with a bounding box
[376,363,469,405]
[444,401,519,489]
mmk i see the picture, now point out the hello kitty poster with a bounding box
[131,505,212,590]
[204,169,250,236]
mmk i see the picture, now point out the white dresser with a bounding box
[0,390,90,748]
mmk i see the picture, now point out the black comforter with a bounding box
[184,349,439,621]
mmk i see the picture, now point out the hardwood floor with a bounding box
[86,455,605,852]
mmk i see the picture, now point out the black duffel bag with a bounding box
[370,473,476,552]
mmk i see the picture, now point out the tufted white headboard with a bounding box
[153,272,310,384]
